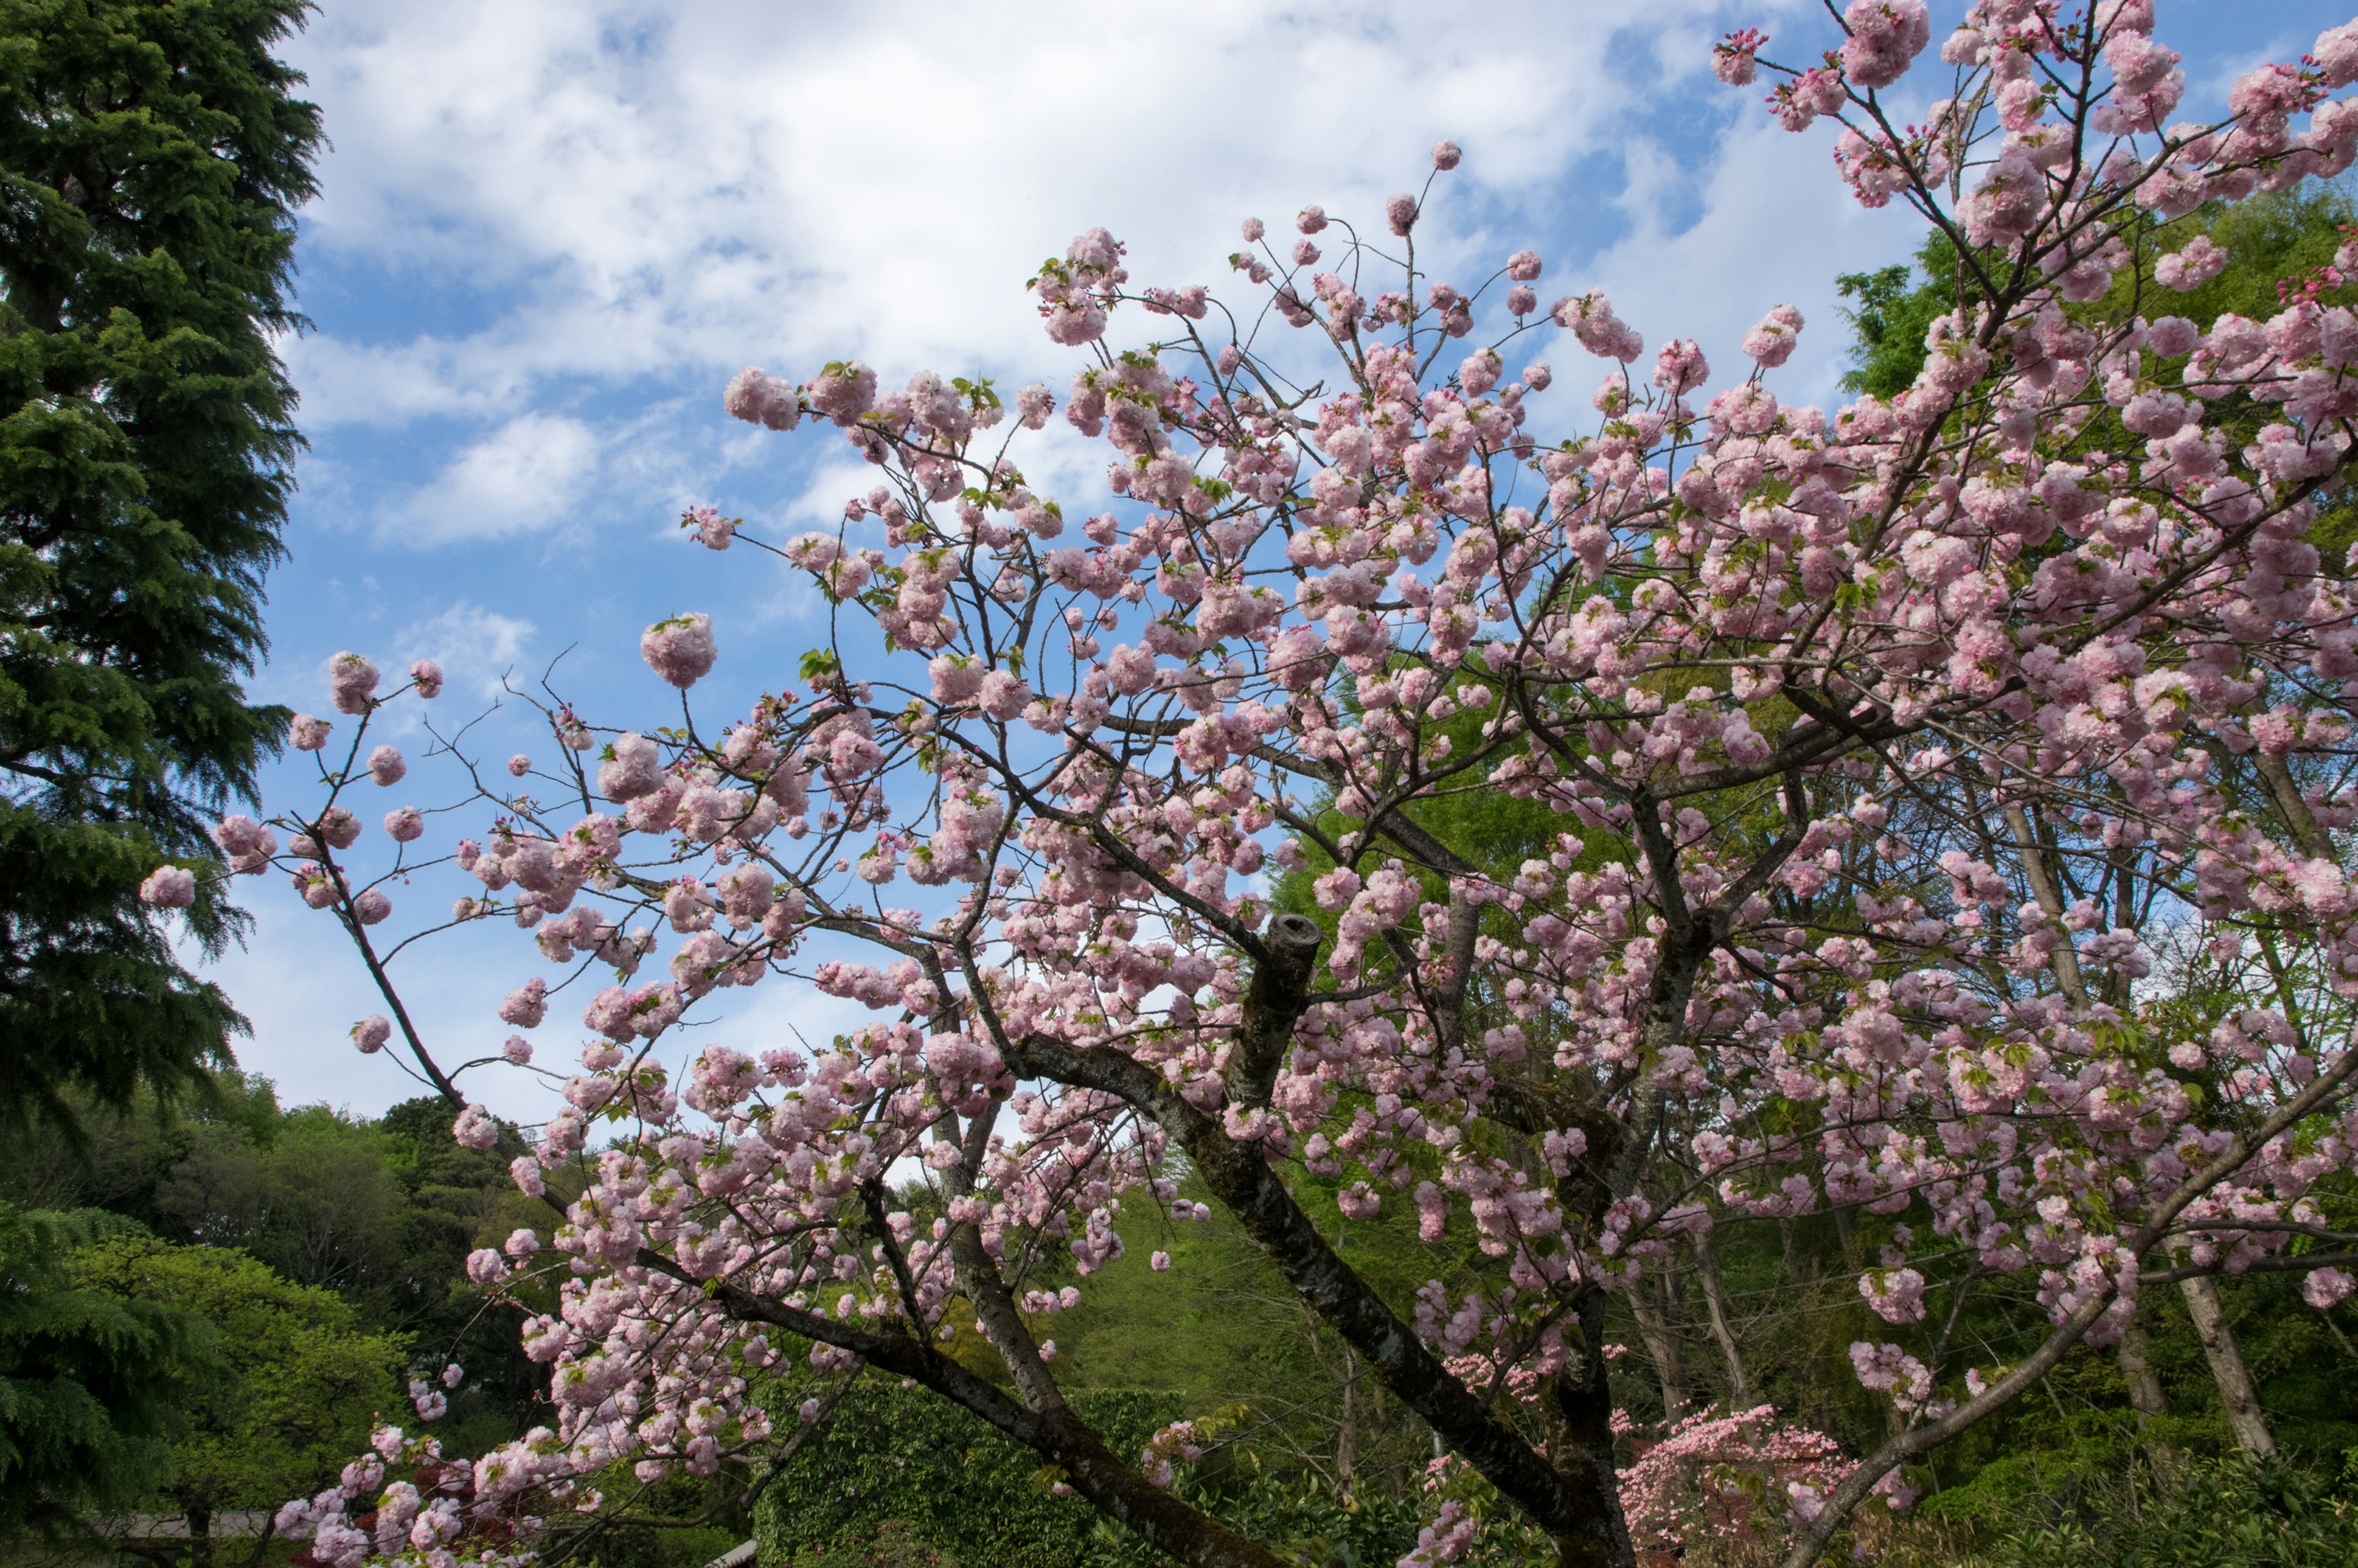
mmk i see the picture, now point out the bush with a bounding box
[1979,1453,2358,1568]
[752,1382,1183,1568]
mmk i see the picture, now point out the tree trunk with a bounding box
[1627,1260,1689,1422]
[1692,1230,1749,1405]
[1539,1289,1639,1568]
[183,1497,214,1568]
[2117,1316,2167,1420]
[2179,1275,2274,1455]
[1337,1348,1358,1500]
[1778,1214,1804,1284]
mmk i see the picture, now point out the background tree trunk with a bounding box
[1692,1230,1749,1405]
[2179,1276,2274,1455]
[1627,1260,1689,1422]
[2117,1316,2167,1421]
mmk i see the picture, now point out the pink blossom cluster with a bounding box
[1617,1405,1856,1561]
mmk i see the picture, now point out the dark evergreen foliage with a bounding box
[0,0,324,1132]
[0,1203,228,1534]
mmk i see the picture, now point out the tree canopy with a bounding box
[64,1233,405,1545]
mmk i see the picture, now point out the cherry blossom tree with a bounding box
[170,4,2358,1566]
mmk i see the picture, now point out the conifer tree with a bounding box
[0,0,323,1130]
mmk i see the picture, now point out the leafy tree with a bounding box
[0,1205,227,1539]
[0,1077,552,1465]
[0,0,324,1133]
[63,1235,403,1561]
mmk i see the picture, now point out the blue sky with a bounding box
[211,0,2358,1119]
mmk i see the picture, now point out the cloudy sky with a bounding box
[215,0,2356,1117]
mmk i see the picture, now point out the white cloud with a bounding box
[384,413,600,543]
[282,332,515,430]
[283,0,1775,422]
[397,600,538,697]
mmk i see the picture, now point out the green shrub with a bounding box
[1979,1452,2358,1568]
[752,1383,1183,1568]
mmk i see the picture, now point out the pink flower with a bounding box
[598,732,665,802]
[410,659,445,699]
[930,654,986,706]
[1713,26,1765,86]
[723,366,802,431]
[977,670,1030,720]
[1652,338,1709,395]
[351,888,392,925]
[367,745,407,786]
[384,806,424,842]
[1044,296,1105,346]
[292,866,337,908]
[1840,0,1930,91]
[2317,21,2358,88]
[642,612,717,689]
[1431,139,1462,171]
[682,503,736,550]
[329,653,379,716]
[1860,1267,1928,1323]
[2155,235,2226,292]
[453,1103,498,1149]
[289,713,332,751]
[1743,303,1805,368]
[507,754,532,777]
[500,977,548,1028]
[1386,193,1418,236]
[139,866,196,909]
[1552,290,1643,362]
[2304,1267,2356,1310]
[352,1015,392,1054]
[809,360,878,425]
[211,815,277,874]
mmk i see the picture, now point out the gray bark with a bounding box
[2179,1274,2275,1455]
